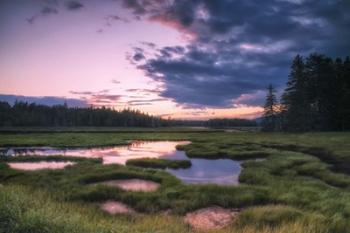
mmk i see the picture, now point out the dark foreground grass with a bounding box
[0,131,350,232]
[126,158,191,169]
[0,155,101,163]
[0,185,333,233]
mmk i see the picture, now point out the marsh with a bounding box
[1,141,242,185]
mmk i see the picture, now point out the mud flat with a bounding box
[100,200,136,215]
[95,179,160,192]
[184,206,239,231]
[7,161,75,170]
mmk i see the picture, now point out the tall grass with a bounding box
[0,185,334,233]
[126,158,191,169]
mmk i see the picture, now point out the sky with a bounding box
[1,0,349,120]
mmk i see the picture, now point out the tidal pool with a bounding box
[100,201,136,215]
[1,141,241,185]
[94,179,160,192]
[7,161,75,170]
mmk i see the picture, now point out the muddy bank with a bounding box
[185,206,239,231]
[94,179,160,192]
[100,201,136,214]
[7,161,75,170]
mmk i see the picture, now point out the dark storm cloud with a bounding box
[123,0,350,107]
[122,0,148,15]
[26,0,84,24]
[133,52,145,61]
[133,42,287,107]
[41,6,58,15]
[64,0,84,11]
[0,94,88,107]
[27,5,58,24]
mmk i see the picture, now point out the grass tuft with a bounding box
[126,158,191,169]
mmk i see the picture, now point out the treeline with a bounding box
[0,101,260,128]
[262,53,350,132]
[205,118,257,128]
[0,101,170,127]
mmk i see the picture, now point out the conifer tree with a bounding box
[281,55,310,131]
[280,53,350,132]
[262,84,279,131]
[305,54,337,131]
[340,56,350,130]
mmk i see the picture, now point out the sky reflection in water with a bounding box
[1,141,241,185]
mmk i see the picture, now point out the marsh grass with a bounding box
[126,158,191,169]
[0,185,335,233]
[0,155,101,163]
[0,185,191,233]
[177,142,271,160]
[0,131,350,232]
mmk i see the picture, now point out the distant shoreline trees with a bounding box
[263,53,350,132]
[0,101,257,128]
[0,102,171,127]
[205,118,257,128]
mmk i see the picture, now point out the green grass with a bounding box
[126,158,191,169]
[0,132,190,147]
[0,126,220,133]
[0,185,190,233]
[0,131,350,232]
[0,185,333,233]
[0,155,101,163]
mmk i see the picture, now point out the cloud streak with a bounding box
[64,1,84,11]
[70,90,123,106]
[27,0,84,24]
[0,94,88,107]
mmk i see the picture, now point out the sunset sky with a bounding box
[1,0,349,119]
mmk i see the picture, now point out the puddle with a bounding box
[0,141,189,165]
[100,200,135,215]
[1,141,242,185]
[94,179,159,192]
[7,161,75,170]
[166,159,240,185]
[185,206,239,231]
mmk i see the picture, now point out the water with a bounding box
[1,141,241,185]
[166,159,240,185]
[7,161,75,170]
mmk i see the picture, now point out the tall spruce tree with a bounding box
[334,57,345,130]
[340,56,350,130]
[305,54,337,131]
[262,84,279,131]
[280,53,350,132]
[281,55,310,131]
